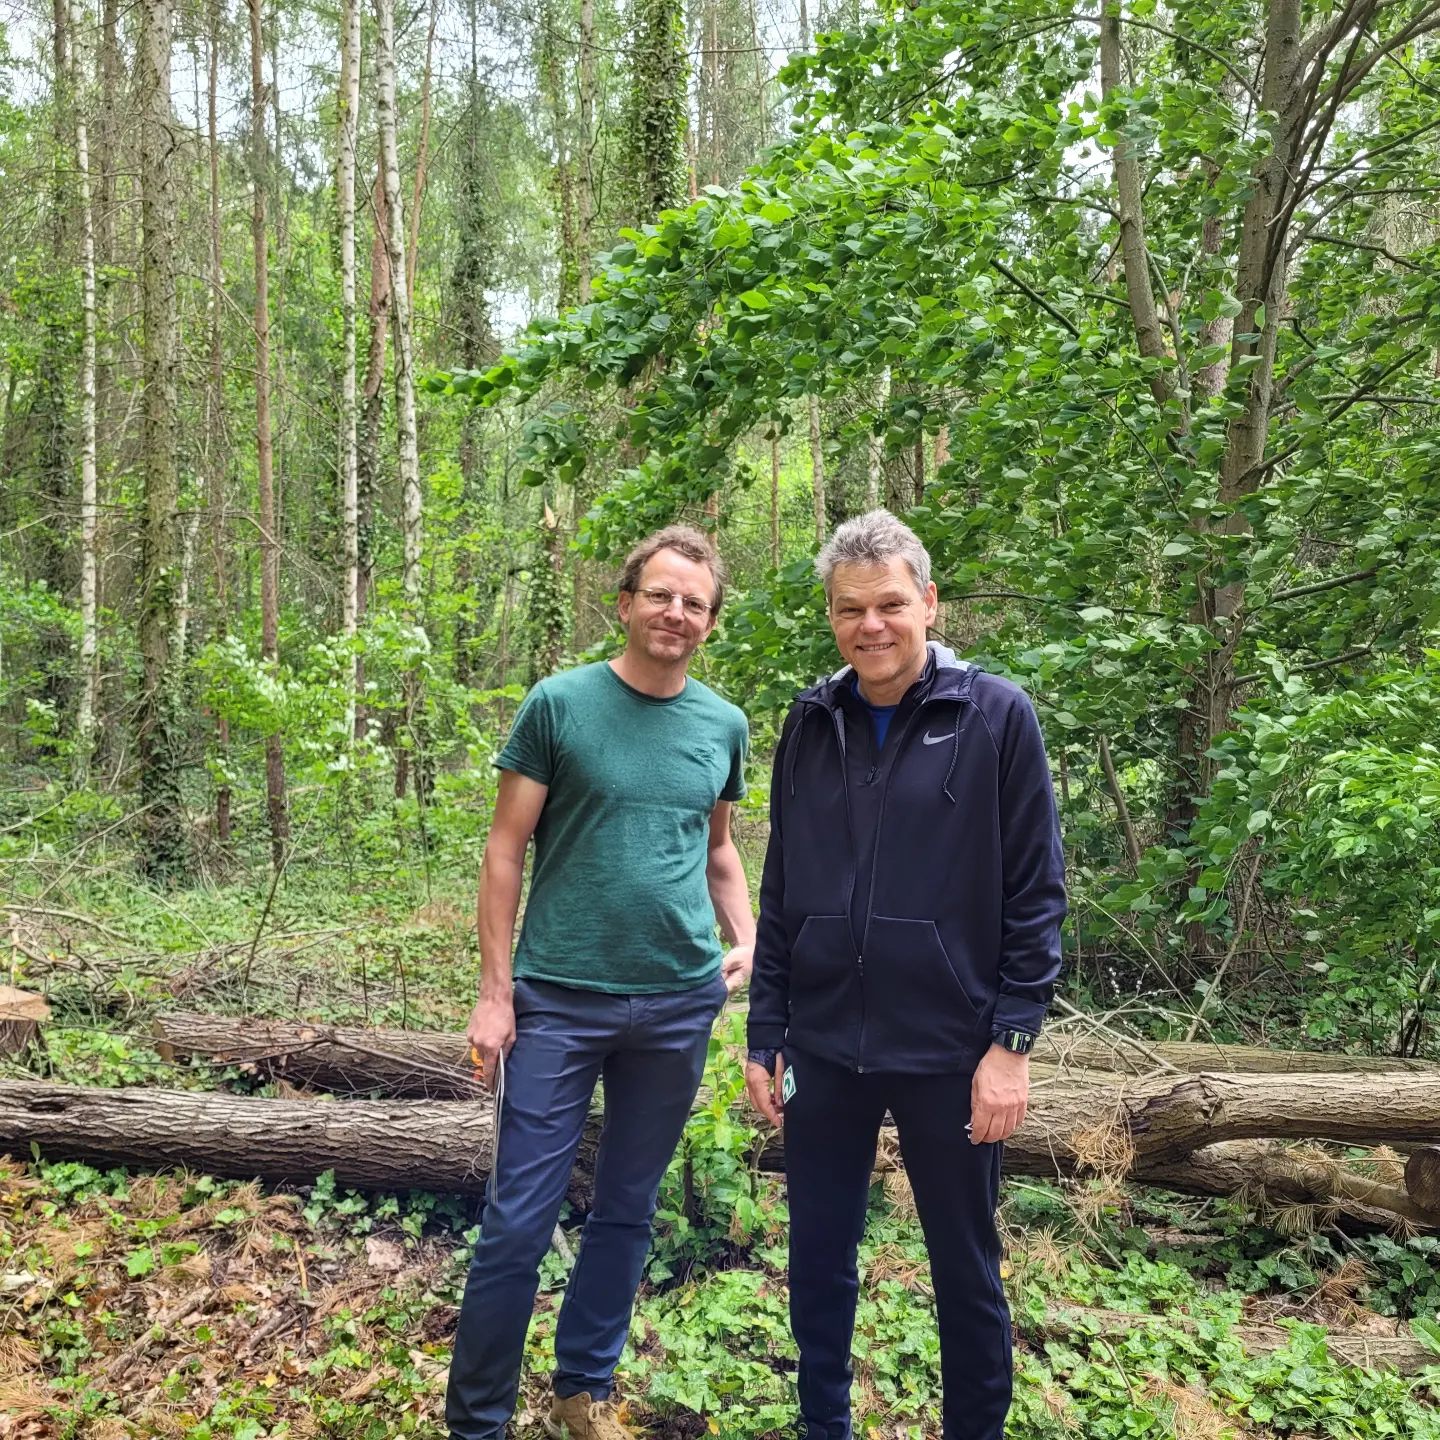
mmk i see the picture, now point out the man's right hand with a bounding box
[466,995,516,1093]
[745,1055,785,1127]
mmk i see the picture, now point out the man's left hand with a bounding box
[721,942,754,994]
[969,1044,1029,1144]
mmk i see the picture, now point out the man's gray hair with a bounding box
[816,509,932,598]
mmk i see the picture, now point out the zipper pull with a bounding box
[865,765,879,785]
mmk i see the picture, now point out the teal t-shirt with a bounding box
[497,661,749,993]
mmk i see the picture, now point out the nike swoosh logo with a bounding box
[922,730,952,745]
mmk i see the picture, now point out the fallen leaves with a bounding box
[364,1234,404,1272]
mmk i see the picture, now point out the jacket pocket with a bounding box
[786,915,861,1058]
[862,916,983,1062]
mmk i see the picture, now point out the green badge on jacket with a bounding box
[781,1065,796,1104]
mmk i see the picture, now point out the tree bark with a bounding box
[374,0,421,617]
[1099,0,1169,406]
[206,0,231,848]
[250,0,288,869]
[404,0,438,305]
[375,0,425,804]
[1098,734,1142,871]
[153,1012,486,1099]
[137,0,187,880]
[578,0,596,300]
[808,393,825,545]
[356,162,390,742]
[68,0,100,786]
[338,0,361,674]
[9,1075,1439,1230]
[1405,1147,1440,1214]
[540,0,580,309]
[867,367,888,508]
[770,425,780,568]
[154,1011,1440,1103]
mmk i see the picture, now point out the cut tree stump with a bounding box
[0,986,50,1057]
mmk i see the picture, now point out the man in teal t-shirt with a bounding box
[446,526,753,1440]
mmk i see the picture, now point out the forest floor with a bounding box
[5,872,1440,1438]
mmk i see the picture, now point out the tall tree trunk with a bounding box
[704,0,719,185]
[338,0,361,693]
[95,0,118,268]
[867,367,889,508]
[376,0,425,799]
[68,0,100,786]
[577,0,596,299]
[375,0,421,615]
[798,0,809,50]
[250,0,288,868]
[405,0,437,304]
[540,0,580,308]
[808,393,825,545]
[747,0,768,146]
[1099,1,1170,408]
[137,0,186,879]
[623,0,688,223]
[205,0,231,847]
[769,425,780,568]
[355,162,390,743]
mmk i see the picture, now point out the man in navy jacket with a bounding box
[746,509,1066,1440]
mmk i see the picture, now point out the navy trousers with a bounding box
[445,973,727,1440]
[782,1047,1011,1440]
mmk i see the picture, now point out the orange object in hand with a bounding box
[471,1046,485,1084]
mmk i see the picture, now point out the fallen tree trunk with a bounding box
[1034,1031,1440,1076]
[152,1011,1440,1101]
[152,1012,481,1098]
[5,1078,1438,1230]
[0,1079,594,1207]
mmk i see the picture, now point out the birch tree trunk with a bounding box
[355,162,390,742]
[205,0,231,847]
[338,0,360,679]
[374,0,421,618]
[137,0,186,878]
[250,0,289,868]
[375,0,425,801]
[68,0,100,786]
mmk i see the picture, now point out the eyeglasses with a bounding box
[633,586,716,618]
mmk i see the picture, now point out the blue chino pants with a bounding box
[445,973,727,1440]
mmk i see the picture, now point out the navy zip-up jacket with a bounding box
[747,643,1066,1074]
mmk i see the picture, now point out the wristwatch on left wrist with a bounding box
[747,1047,779,1072]
[991,1027,1037,1055]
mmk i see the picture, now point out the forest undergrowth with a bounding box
[6,857,1440,1440]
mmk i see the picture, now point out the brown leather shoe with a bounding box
[543,1392,635,1440]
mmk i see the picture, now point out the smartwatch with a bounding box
[991,1027,1037,1055]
